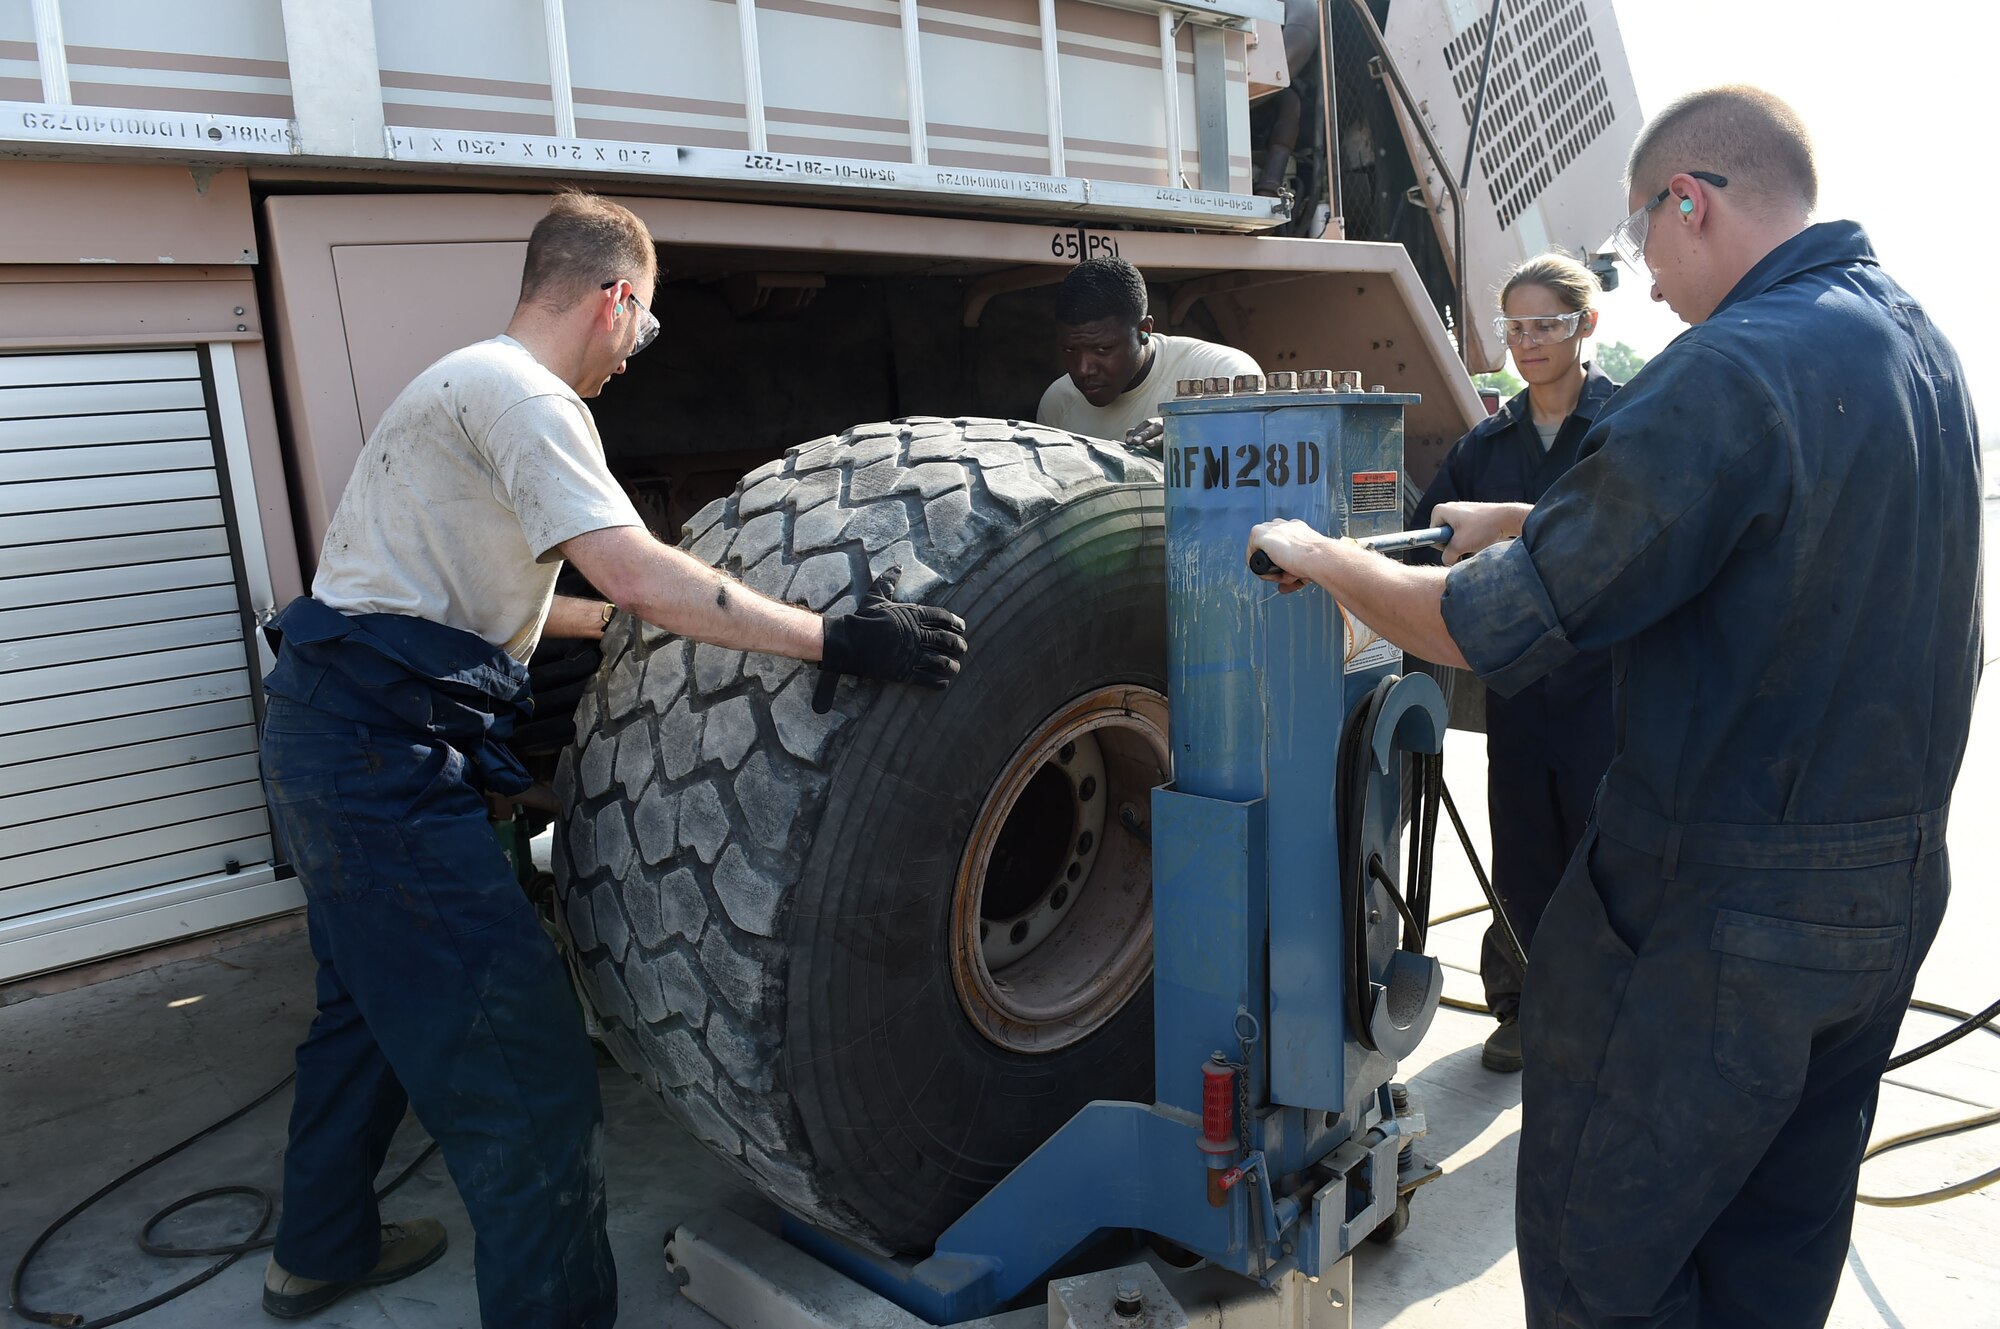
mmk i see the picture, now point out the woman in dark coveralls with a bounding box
[1414,251,1619,1073]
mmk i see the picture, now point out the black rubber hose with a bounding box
[133,1188,272,1260]
[1859,999,2000,1206]
[1423,783,2000,1207]
[1885,994,2000,1072]
[9,1074,294,1328]
[8,1072,439,1329]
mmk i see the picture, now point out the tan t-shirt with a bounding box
[1036,335,1261,441]
[313,335,643,661]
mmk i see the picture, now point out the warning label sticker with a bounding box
[1342,608,1401,674]
[1350,470,1398,515]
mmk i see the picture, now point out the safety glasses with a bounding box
[1492,311,1585,346]
[601,279,661,356]
[1609,170,1728,275]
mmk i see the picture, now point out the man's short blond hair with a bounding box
[1626,85,1817,215]
[518,188,657,310]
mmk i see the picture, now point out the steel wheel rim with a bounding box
[951,685,1169,1053]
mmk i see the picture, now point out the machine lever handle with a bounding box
[1247,525,1453,580]
[1359,524,1453,556]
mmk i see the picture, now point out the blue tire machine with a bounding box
[671,372,1453,1329]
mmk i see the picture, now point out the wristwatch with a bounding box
[600,602,616,628]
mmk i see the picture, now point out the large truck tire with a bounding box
[553,418,1169,1253]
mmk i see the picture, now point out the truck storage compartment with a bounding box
[262,189,1482,552]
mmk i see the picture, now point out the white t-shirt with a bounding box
[313,336,644,661]
[1036,335,1261,441]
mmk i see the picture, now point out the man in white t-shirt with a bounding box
[312,335,643,660]
[257,192,965,1327]
[1035,257,1260,448]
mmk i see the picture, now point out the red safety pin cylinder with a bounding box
[1198,1053,1237,1206]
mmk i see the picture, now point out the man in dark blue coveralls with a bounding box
[1246,86,1982,1326]
[256,192,967,1327]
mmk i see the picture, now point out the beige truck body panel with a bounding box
[3,0,1285,229]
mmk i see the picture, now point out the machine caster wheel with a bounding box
[1367,1194,1411,1245]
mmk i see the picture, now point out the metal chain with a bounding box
[1228,1008,1266,1275]
[1231,1007,1261,1158]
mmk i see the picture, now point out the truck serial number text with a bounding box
[20,111,293,146]
[1171,441,1323,491]
[745,153,897,182]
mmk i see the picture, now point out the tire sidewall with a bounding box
[785,484,1165,1250]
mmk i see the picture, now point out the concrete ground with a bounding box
[4,493,1997,1328]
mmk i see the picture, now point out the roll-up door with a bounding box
[0,347,289,980]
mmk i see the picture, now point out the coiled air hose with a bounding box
[7,1072,438,1329]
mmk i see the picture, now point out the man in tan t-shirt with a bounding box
[1036,256,1259,449]
[257,192,965,1327]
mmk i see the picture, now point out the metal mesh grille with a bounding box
[1329,0,1386,242]
[1325,1,1459,333]
[1444,0,1617,232]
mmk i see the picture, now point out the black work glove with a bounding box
[814,572,968,713]
[508,638,603,756]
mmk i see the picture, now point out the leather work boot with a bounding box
[1482,1016,1524,1073]
[263,1218,449,1319]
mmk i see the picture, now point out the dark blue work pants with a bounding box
[260,696,616,1329]
[1517,798,1948,1327]
[1481,691,1612,1022]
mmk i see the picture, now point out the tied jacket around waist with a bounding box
[260,595,536,797]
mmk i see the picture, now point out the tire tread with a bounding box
[553,418,1160,1245]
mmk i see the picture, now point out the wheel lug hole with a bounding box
[1051,885,1069,909]
[1065,861,1081,882]
[1058,742,1076,765]
[1078,776,1097,801]
[1076,831,1094,854]
[1009,920,1030,945]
